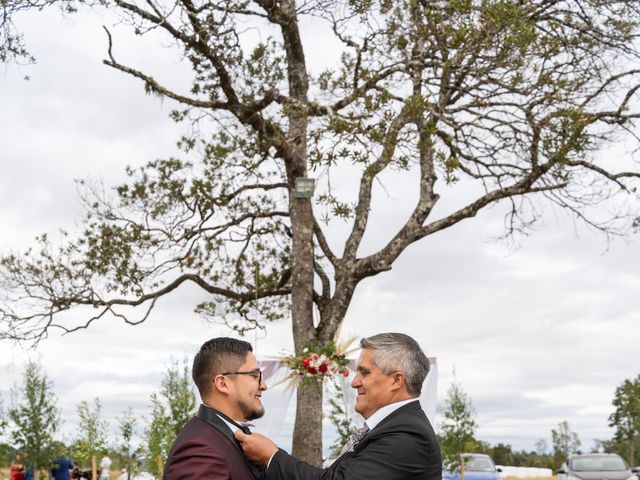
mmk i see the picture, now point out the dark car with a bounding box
[557,454,637,480]
[443,453,502,480]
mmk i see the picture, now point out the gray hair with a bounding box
[360,332,430,396]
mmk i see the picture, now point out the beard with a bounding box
[238,398,265,421]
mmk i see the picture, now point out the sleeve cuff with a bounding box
[266,448,281,470]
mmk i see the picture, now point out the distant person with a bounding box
[10,452,25,480]
[163,337,268,480]
[99,455,112,480]
[51,452,74,480]
[23,464,35,480]
[237,332,442,480]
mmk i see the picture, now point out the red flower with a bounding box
[308,367,317,374]
[342,369,349,377]
[319,364,328,373]
[302,357,311,367]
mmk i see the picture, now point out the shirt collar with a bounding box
[364,398,419,431]
[217,415,240,433]
[202,402,246,433]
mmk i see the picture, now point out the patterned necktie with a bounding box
[339,424,370,456]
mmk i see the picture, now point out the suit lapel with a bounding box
[197,404,242,452]
[332,401,423,468]
[197,405,265,480]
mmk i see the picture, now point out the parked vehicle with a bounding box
[557,454,637,480]
[443,453,502,480]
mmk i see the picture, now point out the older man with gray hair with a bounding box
[236,332,442,480]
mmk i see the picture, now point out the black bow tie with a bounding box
[210,407,253,435]
[236,422,252,435]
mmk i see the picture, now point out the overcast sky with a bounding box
[1,6,639,460]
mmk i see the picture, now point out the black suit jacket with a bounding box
[164,404,264,480]
[267,401,441,480]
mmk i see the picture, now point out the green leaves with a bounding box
[608,375,640,465]
[145,358,196,478]
[8,360,62,471]
[438,379,478,473]
[551,421,581,460]
[326,382,357,460]
[72,398,109,466]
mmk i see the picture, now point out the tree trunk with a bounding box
[291,380,323,465]
[288,187,319,464]
[281,0,319,462]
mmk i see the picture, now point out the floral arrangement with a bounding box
[282,339,354,386]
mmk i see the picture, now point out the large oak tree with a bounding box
[3,0,640,464]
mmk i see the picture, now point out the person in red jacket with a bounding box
[10,452,25,480]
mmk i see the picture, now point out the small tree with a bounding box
[71,398,109,468]
[326,381,356,460]
[118,408,139,480]
[145,358,196,478]
[0,442,16,468]
[535,438,548,456]
[491,443,514,466]
[0,394,7,438]
[551,420,581,469]
[438,377,477,473]
[8,360,61,480]
[608,374,640,466]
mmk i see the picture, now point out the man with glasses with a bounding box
[164,337,267,480]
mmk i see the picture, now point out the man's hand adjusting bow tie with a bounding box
[235,430,278,466]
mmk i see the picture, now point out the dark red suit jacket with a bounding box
[164,405,263,480]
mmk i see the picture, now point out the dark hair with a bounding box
[192,337,253,396]
[360,332,430,396]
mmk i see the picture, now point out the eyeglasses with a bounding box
[222,369,263,385]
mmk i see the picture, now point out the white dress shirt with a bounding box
[364,397,419,431]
